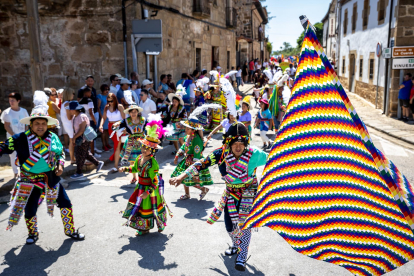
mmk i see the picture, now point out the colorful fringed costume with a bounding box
[162,105,187,142]
[182,123,267,269]
[171,133,213,187]
[2,90,84,244]
[119,116,146,164]
[243,21,414,276]
[122,155,168,232]
[207,89,226,130]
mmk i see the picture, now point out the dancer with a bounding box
[119,114,172,236]
[170,123,268,271]
[192,86,208,127]
[238,96,252,136]
[1,90,85,244]
[255,99,273,149]
[118,104,146,184]
[171,105,219,200]
[162,93,187,155]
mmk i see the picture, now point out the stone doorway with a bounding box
[212,46,219,69]
[349,53,356,92]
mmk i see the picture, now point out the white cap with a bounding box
[120,78,132,85]
[115,73,122,78]
[142,79,153,86]
[217,66,222,70]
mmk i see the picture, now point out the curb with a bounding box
[364,122,414,146]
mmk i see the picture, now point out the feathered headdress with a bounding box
[176,84,187,97]
[272,70,283,84]
[219,77,237,117]
[20,90,58,126]
[277,74,290,87]
[209,70,219,84]
[140,113,173,150]
[263,69,274,84]
[225,70,238,79]
[181,104,221,130]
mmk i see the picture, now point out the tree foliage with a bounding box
[266,42,273,54]
[296,22,324,49]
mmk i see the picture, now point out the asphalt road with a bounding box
[1,125,414,276]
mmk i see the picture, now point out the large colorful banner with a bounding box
[243,23,414,276]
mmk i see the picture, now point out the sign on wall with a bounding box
[383,48,391,59]
[392,46,414,58]
[392,58,414,69]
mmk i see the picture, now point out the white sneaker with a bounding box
[96,161,104,173]
[94,147,103,153]
[94,153,101,158]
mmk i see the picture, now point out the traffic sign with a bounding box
[383,48,391,59]
[132,20,163,53]
[376,42,382,57]
[392,46,414,58]
[392,58,414,69]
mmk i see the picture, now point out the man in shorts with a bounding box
[398,73,413,122]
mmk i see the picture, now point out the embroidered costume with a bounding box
[182,123,268,271]
[119,111,146,165]
[208,89,226,130]
[193,92,208,126]
[121,113,172,236]
[2,90,84,244]
[161,95,187,142]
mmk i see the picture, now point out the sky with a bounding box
[264,0,332,52]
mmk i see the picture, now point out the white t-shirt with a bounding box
[110,85,118,94]
[139,98,156,119]
[221,119,232,132]
[81,101,94,120]
[1,107,29,138]
[263,62,269,68]
[290,67,297,77]
[124,90,134,105]
[236,69,242,77]
[189,83,196,98]
[256,63,262,70]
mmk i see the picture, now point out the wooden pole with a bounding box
[26,0,44,92]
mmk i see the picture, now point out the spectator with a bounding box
[190,69,199,82]
[130,80,140,103]
[167,74,176,92]
[115,73,122,90]
[410,76,414,124]
[176,73,192,112]
[61,88,76,164]
[188,76,196,106]
[97,84,111,151]
[99,93,125,172]
[289,63,297,79]
[242,61,249,83]
[256,60,262,71]
[399,73,413,122]
[117,78,132,108]
[230,66,237,87]
[236,65,244,91]
[217,66,222,76]
[45,88,60,135]
[263,58,269,69]
[56,89,64,136]
[158,74,171,95]
[77,75,99,137]
[142,79,157,100]
[69,101,104,179]
[249,59,255,83]
[199,69,207,79]
[138,89,156,119]
[0,92,29,178]
[156,92,168,112]
[130,71,139,85]
[79,87,100,158]
[109,74,120,94]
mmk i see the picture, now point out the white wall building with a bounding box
[336,0,397,109]
[322,0,337,67]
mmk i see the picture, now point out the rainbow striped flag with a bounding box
[243,23,414,276]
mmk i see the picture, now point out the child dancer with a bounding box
[119,114,172,236]
[255,98,273,150]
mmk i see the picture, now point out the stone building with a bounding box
[329,0,414,116]
[322,0,337,66]
[0,0,269,110]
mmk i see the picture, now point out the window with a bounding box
[369,59,374,79]
[342,58,345,74]
[359,59,363,78]
[362,0,369,29]
[343,9,348,36]
[227,51,230,70]
[352,3,357,32]
[378,0,385,23]
[330,19,334,35]
[196,48,201,71]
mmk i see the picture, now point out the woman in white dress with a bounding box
[61,88,76,164]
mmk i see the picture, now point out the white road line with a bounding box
[379,140,408,157]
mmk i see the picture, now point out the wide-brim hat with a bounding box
[20,114,58,126]
[139,136,162,149]
[124,104,143,114]
[180,118,203,131]
[168,93,184,106]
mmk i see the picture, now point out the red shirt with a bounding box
[410,86,414,100]
[249,61,254,71]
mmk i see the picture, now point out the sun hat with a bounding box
[180,118,203,131]
[259,98,269,105]
[124,104,143,114]
[167,93,184,106]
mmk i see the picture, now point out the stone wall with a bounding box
[355,80,384,109]
[0,0,239,111]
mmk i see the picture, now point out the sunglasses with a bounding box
[104,89,110,91]
[51,94,57,96]
[107,100,113,103]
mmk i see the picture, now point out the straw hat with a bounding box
[180,118,203,131]
[167,93,184,106]
[124,104,143,114]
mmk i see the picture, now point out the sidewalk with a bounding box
[346,90,414,145]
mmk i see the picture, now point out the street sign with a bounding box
[392,46,414,58]
[392,58,414,69]
[132,19,163,53]
[376,42,382,57]
[383,48,391,59]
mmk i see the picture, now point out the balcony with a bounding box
[226,7,237,29]
[193,0,211,19]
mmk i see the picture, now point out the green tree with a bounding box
[296,22,324,49]
[266,42,273,54]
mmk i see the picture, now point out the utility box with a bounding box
[132,19,163,53]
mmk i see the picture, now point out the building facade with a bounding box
[322,0,338,67]
[329,0,414,116]
[0,0,268,110]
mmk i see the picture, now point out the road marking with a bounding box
[379,140,408,157]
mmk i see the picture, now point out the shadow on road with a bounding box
[118,233,177,271]
[170,198,215,221]
[1,239,75,275]
[209,254,265,276]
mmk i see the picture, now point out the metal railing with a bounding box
[193,0,211,19]
[226,7,237,28]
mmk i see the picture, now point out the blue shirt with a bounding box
[399,80,413,100]
[258,109,272,131]
[116,88,125,103]
[97,94,107,114]
[159,83,169,93]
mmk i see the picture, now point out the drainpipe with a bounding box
[122,0,128,77]
[383,0,394,115]
[336,0,342,74]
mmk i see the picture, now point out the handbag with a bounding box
[84,125,98,142]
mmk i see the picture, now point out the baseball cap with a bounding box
[120,78,132,85]
[115,73,122,78]
[142,79,153,86]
